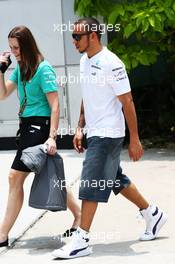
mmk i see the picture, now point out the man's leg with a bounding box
[80,200,98,231]
[121,183,167,240]
[52,200,97,259]
[52,137,123,259]
[114,167,167,241]
[120,182,149,210]
[62,191,98,238]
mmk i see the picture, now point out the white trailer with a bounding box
[0,0,106,148]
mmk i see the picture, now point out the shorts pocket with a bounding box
[30,125,41,131]
[19,124,49,150]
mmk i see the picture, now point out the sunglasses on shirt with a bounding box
[72,32,92,41]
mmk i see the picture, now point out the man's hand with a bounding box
[73,128,84,153]
[128,139,144,161]
[117,92,144,161]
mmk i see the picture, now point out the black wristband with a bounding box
[0,56,12,74]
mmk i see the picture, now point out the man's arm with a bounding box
[77,100,86,129]
[117,92,144,161]
[73,100,86,153]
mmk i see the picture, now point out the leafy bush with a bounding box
[74,0,175,144]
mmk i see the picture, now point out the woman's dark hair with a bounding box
[8,26,44,81]
[75,17,102,41]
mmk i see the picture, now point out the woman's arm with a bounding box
[0,73,17,100]
[0,53,16,99]
[45,91,60,155]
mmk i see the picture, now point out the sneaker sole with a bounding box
[52,247,92,259]
[140,212,168,241]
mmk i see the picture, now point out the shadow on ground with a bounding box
[10,236,168,257]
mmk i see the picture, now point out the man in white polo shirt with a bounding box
[52,17,167,259]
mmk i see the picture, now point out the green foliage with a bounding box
[74,0,175,143]
[74,0,175,72]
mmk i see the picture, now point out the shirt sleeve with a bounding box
[40,65,58,93]
[9,66,18,84]
[107,59,131,96]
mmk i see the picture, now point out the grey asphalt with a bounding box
[0,148,175,264]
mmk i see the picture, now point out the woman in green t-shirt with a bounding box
[0,26,80,247]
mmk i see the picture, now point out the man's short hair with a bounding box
[74,17,102,40]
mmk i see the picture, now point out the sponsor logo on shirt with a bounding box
[91,72,97,76]
[113,67,127,82]
[95,60,100,66]
[91,65,101,70]
[112,67,123,71]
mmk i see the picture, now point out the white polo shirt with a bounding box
[80,46,131,138]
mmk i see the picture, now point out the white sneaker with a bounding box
[52,227,92,259]
[139,204,167,241]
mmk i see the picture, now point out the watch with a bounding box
[49,134,57,141]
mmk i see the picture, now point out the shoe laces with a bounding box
[71,230,89,244]
[137,212,152,234]
[136,211,143,221]
[144,230,152,235]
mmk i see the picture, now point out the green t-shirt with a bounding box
[9,60,58,117]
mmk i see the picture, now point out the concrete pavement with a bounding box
[0,149,83,253]
[0,148,175,263]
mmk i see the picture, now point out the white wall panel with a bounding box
[0,0,65,66]
[66,65,82,129]
[0,0,108,137]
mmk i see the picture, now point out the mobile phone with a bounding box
[0,55,12,73]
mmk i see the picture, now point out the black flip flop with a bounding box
[62,228,77,237]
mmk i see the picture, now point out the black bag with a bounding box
[21,144,67,212]
[29,154,67,211]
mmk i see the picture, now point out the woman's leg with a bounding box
[67,187,81,229]
[0,169,29,242]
